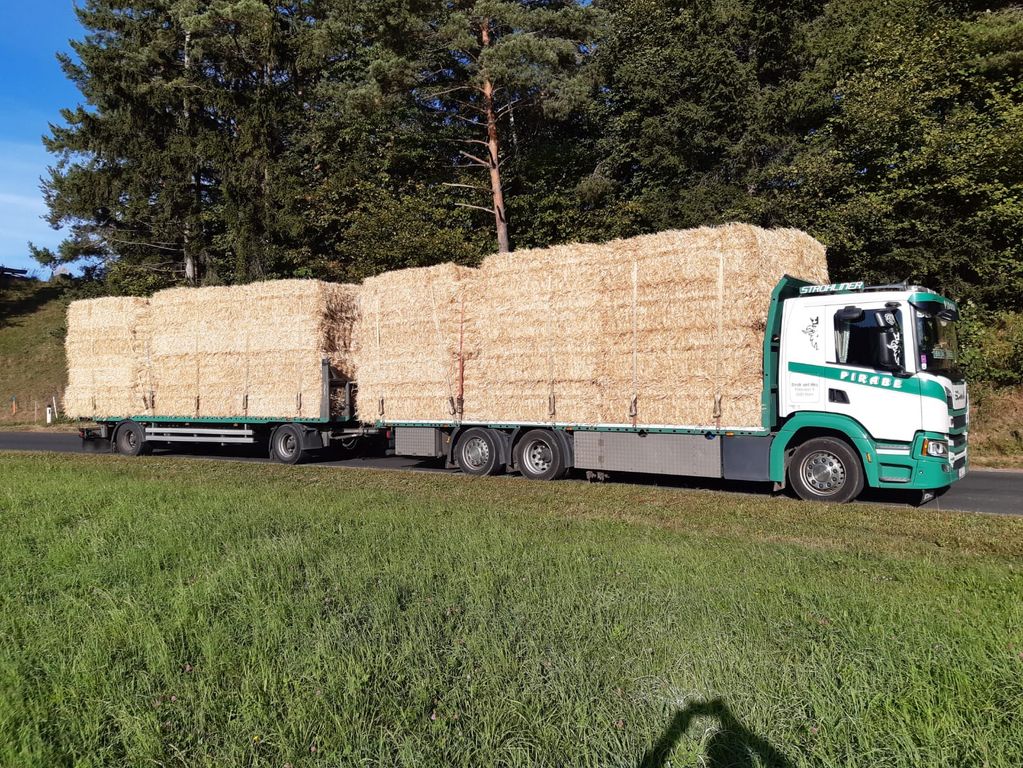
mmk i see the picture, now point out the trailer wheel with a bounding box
[788,437,864,503]
[454,427,504,476]
[515,429,567,481]
[114,421,148,457]
[270,424,305,465]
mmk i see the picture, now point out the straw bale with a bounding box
[352,223,826,429]
[353,264,474,422]
[589,224,829,427]
[459,246,604,424]
[148,280,359,419]
[63,297,151,418]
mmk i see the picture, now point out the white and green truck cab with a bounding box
[767,277,967,501]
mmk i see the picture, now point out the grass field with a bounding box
[1,453,1021,767]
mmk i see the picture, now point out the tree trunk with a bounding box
[182,28,199,284]
[480,20,510,253]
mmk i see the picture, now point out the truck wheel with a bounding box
[454,428,504,476]
[788,437,864,503]
[270,424,305,465]
[114,422,148,456]
[515,429,567,481]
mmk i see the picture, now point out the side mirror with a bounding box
[835,306,864,323]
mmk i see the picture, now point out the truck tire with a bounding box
[454,427,504,476]
[515,429,567,481]
[114,421,148,456]
[788,437,864,503]
[270,424,305,465]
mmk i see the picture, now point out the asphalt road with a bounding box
[1,431,1020,517]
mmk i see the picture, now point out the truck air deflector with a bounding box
[761,276,814,431]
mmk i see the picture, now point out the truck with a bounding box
[80,276,968,503]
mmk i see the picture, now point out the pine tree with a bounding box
[35,0,206,293]
[180,1,317,282]
[410,1,599,253]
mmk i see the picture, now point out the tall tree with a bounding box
[182,1,318,282]
[36,0,322,289]
[412,1,598,252]
[34,1,207,293]
[587,0,821,233]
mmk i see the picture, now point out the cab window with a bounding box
[834,309,904,369]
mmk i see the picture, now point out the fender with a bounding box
[553,429,575,469]
[770,412,879,486]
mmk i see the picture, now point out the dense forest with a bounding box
[32,1,1023,378]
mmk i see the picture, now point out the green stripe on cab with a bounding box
[787,362,946,402]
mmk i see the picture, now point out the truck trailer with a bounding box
[78,276,968,503]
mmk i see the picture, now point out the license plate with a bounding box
[958,467,966,480]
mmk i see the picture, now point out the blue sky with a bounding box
[0,2,83,275]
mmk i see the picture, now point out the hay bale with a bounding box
[589,225,828,427]
[459,246,604,424]
[353,264,474,423]
[353,223,825,429]
[148,280,359,419]
[63,297,151,418]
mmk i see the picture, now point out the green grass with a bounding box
[1,453,1021,767]
[0,279,68,425]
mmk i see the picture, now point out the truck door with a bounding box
[823,302,917,443]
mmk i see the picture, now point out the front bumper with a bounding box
[872,431,968,490]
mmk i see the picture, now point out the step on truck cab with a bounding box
[389,276,968,503]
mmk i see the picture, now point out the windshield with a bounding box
[914,307,961,379]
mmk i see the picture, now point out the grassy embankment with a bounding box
[1,452,1021,767]
[966,386,1023,468]
[0,278,71,429]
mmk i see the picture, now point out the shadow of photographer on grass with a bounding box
[638,698,792,768]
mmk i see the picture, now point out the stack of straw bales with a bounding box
[64,280,358,420]
[587,224,827,427]
[353,264,474,422]
[63,297,151,418]
[65,224,826,430]
[354,224,827,428]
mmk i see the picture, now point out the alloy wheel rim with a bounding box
[523,439,553,475]
[800,450,847,495]
[462,436,490,469]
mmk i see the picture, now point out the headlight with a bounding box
[922,438,948,458]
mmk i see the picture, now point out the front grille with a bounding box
[950,433,967,451]
[953,455,967,471]
[951,413,967,431]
